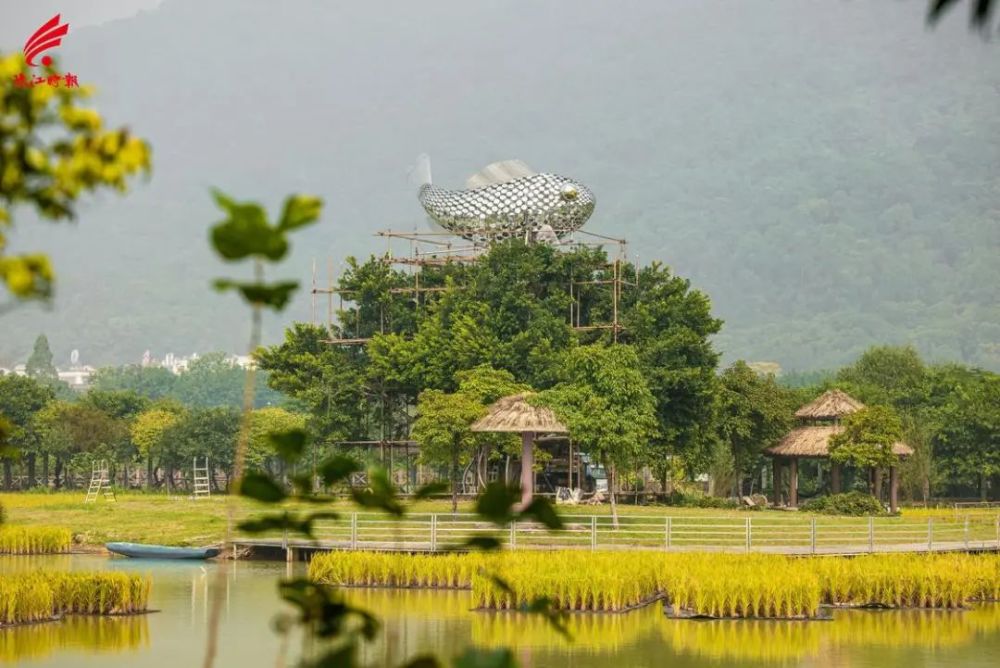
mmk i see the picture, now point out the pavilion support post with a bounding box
[773,459,783,505]
[889,465,899,514]
[568,438,574,489]
[831,462,842,494]
[521,431,535,507]
[789,458,799,508]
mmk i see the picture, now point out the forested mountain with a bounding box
[1,0,996,371]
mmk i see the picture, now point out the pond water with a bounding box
[3,554,1000,667]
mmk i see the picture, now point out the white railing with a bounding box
[233,512,1000,555]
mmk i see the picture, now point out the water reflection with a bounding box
[348,588,1000,667]
[0,616,149,664]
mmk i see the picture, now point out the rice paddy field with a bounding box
[4,554,1000,668]
[309,551,1000,618]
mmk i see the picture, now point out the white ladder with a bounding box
[193,457,211,498]
[84,460,116,503]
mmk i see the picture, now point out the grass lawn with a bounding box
[1,491,996,548]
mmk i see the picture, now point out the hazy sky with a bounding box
[0,1,995,371]
[0,1,163,50]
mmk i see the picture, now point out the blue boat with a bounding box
[106,542,221,560]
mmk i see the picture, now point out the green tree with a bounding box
[25,334,58,384]
[164,407,241,491]
[174,352,270,408]
[248,407,308,474]
[716,361,796,496]
[34,401,128,488]
[536,345,658,527]
[0,374,54,488]
[412,365,527,512]
[621,262,722,480]
[933,374,1000,500]
[412,389,485,513]
[837,345,928,412]
[0,53,151,306]
[130,405,184,490]
[82,389,149,421]
[90,365,177,399]
[256,323,366,445]
[829,406,904,478]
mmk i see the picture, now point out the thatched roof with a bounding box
[795,389,865,420]
[766,425,914,458]
[470,393,568,434]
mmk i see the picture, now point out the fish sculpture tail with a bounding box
[411,154,432,188]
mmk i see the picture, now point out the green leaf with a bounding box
[413,481,448,500]
[453,648,516,668]
[210,190,288,261]
[268,428,308,463]
[278,194,323,231]
[351,468,404,516]
[475,482,520,525]
[308,646,356,668]
[487,574,515,596]
[318,455,361,485]
[518,497,564,531]
[237,512,312,537]
[522,596,571,640]
[400,656,441,668]
[239,472,287,503]
[459,536,502,552]
[214,279,299,310]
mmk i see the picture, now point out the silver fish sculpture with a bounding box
[414,155,595,243]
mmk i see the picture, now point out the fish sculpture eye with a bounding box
[560,184,579,201]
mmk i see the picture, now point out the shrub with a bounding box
[800,492,885,516]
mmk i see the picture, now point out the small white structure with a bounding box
[58,366,95,389]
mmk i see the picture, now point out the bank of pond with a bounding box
[309,551,1000,619]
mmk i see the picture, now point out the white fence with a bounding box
[233,512,1000,555]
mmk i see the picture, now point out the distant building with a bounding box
[229,354,254,370]
[137,351,251,375]
[58,366,95,390]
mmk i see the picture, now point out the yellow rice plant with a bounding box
[0,526,72,554]
[48,572,151,615]
[0,574,55,625]
[309,551,499,589]
[309,550,1000,617]
[815,554,998,609]
[0,572,151,626]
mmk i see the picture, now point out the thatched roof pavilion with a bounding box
[766,389,912,512]
[767,425,914,459]
[470,393,567,434]
[794,389,865,420]
[471,393,567,505]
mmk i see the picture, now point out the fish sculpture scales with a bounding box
[414,155,595,244]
